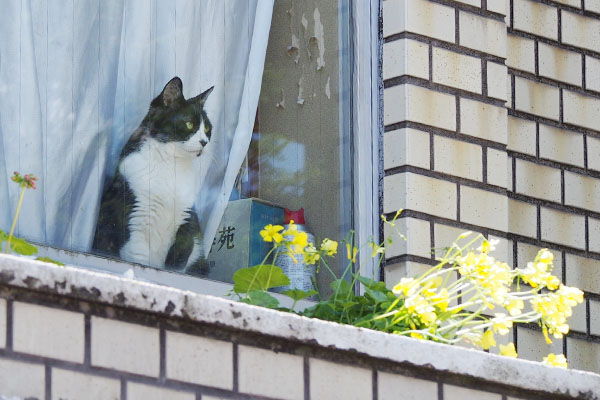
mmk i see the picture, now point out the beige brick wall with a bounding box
[383,0,600,373]
[3,288,574,400]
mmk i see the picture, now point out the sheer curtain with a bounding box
[0,0,273,259]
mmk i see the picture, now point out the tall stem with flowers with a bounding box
[231,211,583,369]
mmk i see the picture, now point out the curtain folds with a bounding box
[0,0,273,259]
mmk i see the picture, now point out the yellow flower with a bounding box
[260,224,284,243]
[283,220,298,236]
[369,242,385,258]
[545,275,561,290]
[538,249,554,265]
[480,239,491,254]
[499,343,518,358]
[426,288,449,312]
[410,332,424,339]
[393,277,416,296]
[505,298,524,316]
[478,330,496,350]
[290,231,308,253]
[458,231,473,239]
[346,243,358,263]
[492,313,513,335]
[542,353,568,368]
[321,238,338,256]
[304,243,320,265]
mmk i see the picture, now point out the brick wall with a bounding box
[0,256,597,400]
[383,0,600,373]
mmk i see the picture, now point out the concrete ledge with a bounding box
[0,254,599,399]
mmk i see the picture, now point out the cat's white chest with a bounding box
[118,138,197,266]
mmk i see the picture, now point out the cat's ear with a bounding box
[160,77,184,107]
[190,86,214,107]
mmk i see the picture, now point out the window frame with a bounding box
[32,0,383,301]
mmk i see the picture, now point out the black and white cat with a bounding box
[93,77,214,270]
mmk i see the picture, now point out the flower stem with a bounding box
[5,186,25,254]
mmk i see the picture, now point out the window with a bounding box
[0,0,380,295]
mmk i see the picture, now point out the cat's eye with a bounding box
[186,121,194,130]
[204,124,210,134]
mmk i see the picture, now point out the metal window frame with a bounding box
[351,0,384,290]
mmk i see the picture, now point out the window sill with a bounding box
[0,253,598,399]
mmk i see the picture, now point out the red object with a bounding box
[284,208,305,224]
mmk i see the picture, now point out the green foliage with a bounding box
[232,264,290,293]
[35,256,64,266]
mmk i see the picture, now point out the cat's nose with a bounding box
[200,138,208,147]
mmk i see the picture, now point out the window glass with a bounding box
[0,0,351,292]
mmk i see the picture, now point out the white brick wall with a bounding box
[508,199,537,238]
[565,254,600,293]
[384,217,431,259]
[564,171,600,213]
[385,84,456,130]
[238,346,304,400]
[128,382,195,400]
[432,47,482,93]
[507,116,536,156]
[563,90,600,131]
[589,217,600,253]
[309,358,372,400]
[378,372,438,400]
[588,136,600,172]
[487,147,508,188]
[514,77,560,120]
[444,385,501,400]
[459,11,506,58]
[487,62,508,101]
[514,159,561,202]
[383,128,430,170]
[538,43,582,86]
[383,0,600,374]
[516,327,563,363]
[434,136,482,181]
[586,56,600,92]
[538,125,584,167]
[513,0,558,40]
[540,207,586,250]
[91,316,160,377]
[0,358,45,399]
[383,39,429,81]
[567,337,600,373]
[52,368,121,400]
[383,0,455,42]
[384,173,457,219]
[13,302,84,363]
[561,11,600,53]
[506,35,535,73]
[459,186,508,231]
[166,331,233,389]
[460,98,508,143]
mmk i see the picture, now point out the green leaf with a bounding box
[244,290,280,308]
[9,237,37,256]
[365,288,388,303]
[282,289,317,302]
[233,264,290,293]
[329,279,352,297]
[36,256,64,266]
[309,303,337,321]
[355,275,388,292]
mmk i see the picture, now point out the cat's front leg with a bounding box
[164,209,202,270]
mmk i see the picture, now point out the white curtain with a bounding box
[0,0,273,258]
